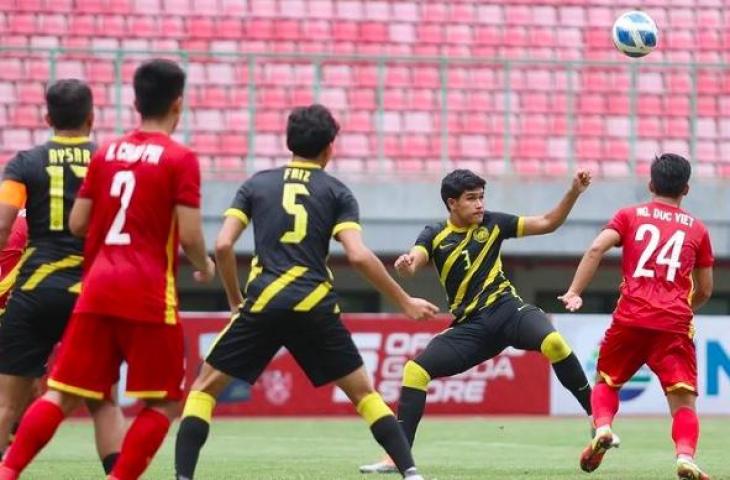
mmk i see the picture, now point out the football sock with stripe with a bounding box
[541,333,592,415]
[357,392,416,476]
[591,382,619,428]
[175,390,216,480]
[398,360,431,446]
[111,408,170,480]
[102,452,120,474]
[672,406,699,458]
[0,399,65,476]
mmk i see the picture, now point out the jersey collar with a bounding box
[50,135,90,145]
[446,219,470,233]
[287,160,322,169]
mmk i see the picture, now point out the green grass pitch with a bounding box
[22,416,729,479]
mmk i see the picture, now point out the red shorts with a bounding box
[597,322,697,394]
[48,313,184,401]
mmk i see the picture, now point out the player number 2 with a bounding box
[280,183,310,244]
[633,224,685,282]
[105,171,136,245]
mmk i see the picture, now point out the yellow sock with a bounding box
[182,390,216,422]
[356,392,393,426]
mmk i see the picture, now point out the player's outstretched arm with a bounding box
[394,247,429,277]
[521,170,591,237]
[691,267,713,311]
[177,205,215,284]
[215,215,247,312]
[69,198,93,237]
[559,228,620,312]
[338,228,439,320]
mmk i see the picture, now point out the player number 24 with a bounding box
[280,183,310,244]
[633,223,685,282]
[105,171,136,245]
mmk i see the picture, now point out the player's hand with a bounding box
[394,253,416,276]
[402,297,439,321]
[194,256,216,284]
[557,290,583,312]
[571,170,592,194]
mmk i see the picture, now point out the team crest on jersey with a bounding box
[474,227,489,243]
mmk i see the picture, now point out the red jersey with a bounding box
[74,130,201,324]
[606,201,714,334]
[0,211,28,308]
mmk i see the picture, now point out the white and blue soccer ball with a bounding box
[612,11,658,58]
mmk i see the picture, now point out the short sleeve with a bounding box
[172,151,201,208]
[2,154,24,183]
[490,212,523,239]
[696,229,714,268]
[331,182,361,237]
[414,225,437,260]
[224,179,253,226]
[605,208,630,245]
[77,150,102,199]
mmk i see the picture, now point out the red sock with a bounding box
[111,408,170,480]
[672,406,699,457]
[1,399,65,475]
[591,382,619,428]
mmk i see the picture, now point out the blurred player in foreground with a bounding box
[559,154,713,480]
[362,168,595,474]
[174,105,437,480]
[0,59,214,480]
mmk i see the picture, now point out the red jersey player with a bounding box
[559,154,714,480]
[0,59,215,480]
[0,212,27,311]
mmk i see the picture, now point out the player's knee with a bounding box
[182,390,217,423]
[540,332,572,363]
[355,392,393,427]
[402,360,431,392]
[190,363,231,397]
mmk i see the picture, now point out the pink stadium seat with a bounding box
[2,128,32,151]
[220,133,247,154]
[69,15,96,36]
[8,14,36,34]
[189,18,215,39]
[99,15,127,37]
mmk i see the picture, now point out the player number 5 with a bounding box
[280,183,310,244]
[105,171,136,245]
[633,224,685,282]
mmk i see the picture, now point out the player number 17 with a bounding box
[633,223,685,282]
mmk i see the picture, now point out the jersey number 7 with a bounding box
[105,171,136,245]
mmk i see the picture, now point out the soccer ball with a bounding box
[612,11,658,58]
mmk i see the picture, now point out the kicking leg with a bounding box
[175,363,232,480]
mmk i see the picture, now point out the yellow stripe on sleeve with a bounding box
[516,216,526,237]
[412,245,430,261]
[332,221,361,237]
[224,208,249,226]
[250,266,309,313]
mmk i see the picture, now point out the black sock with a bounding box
[175,416,210,479]
[397,386,427,447]
[370,415,415,475]
[552,352,592,415]
[102,452,119,474]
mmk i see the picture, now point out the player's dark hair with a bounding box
[440,169,486,210]
[651,153,691,198]
[45,79,93,130]
[286,104,340,159]
[133,59,186,119]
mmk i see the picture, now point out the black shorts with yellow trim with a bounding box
[0,288,76,377]
[414,296,556,378]
[206,309,364,387]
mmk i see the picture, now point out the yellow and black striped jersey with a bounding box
[226,161,360,314]
[415,212,525,322]
[1,136,93,292]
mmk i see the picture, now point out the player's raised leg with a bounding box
[175,363,232,480]
[336,366,422,480]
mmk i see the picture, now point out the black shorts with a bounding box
[415,296,556,379]
[206,309,364,387]
[0,289,77,377]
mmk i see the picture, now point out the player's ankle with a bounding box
[595,425,612,436]
[677,454,694,463]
